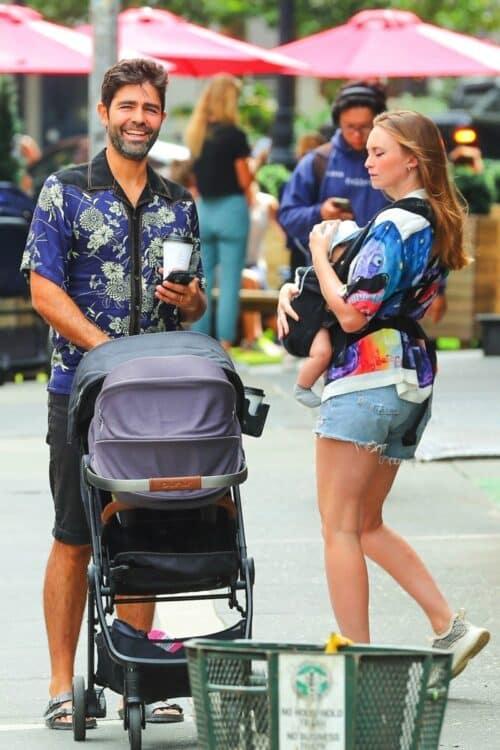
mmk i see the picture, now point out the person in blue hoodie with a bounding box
[278,81,389,274]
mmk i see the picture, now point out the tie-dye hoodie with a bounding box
[323,190,447,404]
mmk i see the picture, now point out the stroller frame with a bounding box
[67,332,268,749]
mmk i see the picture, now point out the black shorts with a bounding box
[46,392,90,545]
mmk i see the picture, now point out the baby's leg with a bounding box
[295,328,332,408]
[297,328,332,389]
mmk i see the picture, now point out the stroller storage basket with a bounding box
[96,620,247,705]
[185,639,452,750]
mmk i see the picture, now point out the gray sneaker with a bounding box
[432,609,490,678]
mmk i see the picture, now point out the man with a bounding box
[278,81,389,275]
[21,58,206,730]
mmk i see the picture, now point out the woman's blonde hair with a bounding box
[185,74,242,158]
[373,110,469,270]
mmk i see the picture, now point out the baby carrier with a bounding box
[282,197,435,358]
[66,330,268,749]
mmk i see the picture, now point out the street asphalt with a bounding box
[0,349,499,749]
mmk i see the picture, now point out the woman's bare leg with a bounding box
[316,437,383,642]
[359,461,453,635]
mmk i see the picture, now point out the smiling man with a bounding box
[21,58,206,731]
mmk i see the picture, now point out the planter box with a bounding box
[423,207,500,344]
[476,314,500,356]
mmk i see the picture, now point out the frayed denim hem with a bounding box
[314,433,402,465]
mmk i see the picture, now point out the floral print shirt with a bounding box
[21,149,204,395]
[323,191,447,404]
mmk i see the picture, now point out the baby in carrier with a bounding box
[294,220,360,408]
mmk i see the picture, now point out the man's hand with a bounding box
[155,274,206,322]
[320,198,354,222]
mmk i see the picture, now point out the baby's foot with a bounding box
[294,385,321,408]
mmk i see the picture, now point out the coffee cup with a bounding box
[162,236,193,280]
[244,386,265,416]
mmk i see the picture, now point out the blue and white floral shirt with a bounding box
[21,149,204,395]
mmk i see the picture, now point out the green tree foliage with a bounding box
[28,0,500,37]
[0,76,22,183]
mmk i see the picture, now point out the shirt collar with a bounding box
[403,188,427,200]
[87,149,174,202]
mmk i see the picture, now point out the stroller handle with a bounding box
[84,464,248,495]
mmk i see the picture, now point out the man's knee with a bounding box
[50,539,91,566]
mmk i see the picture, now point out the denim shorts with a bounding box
[315,385,432,461]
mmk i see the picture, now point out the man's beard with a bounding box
[109,126,159,161]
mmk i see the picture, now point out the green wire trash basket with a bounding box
[185,639,452,750]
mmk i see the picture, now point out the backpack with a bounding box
[0,181,35,221]
[312,142,333,199]
[282,198,434,358]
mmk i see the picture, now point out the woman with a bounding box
[185,74,252,350]
[277,110,489,678]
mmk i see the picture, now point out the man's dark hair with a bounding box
[101,58,168,112]
[331,80,387,127]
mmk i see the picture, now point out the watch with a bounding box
[337,283,348,300]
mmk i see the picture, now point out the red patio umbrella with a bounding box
[0,4,94,74]
[78,6,308,76]
[0,4,173,75]
[275,9,500,79]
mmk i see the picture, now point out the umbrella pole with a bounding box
[269,0,296,169]
[88,0,119,158]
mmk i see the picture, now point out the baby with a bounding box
[294,220,360,408]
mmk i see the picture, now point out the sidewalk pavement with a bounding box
[0,349,499,748]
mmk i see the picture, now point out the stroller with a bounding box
[67,331,269,749]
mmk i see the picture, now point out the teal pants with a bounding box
[192,194,249,344]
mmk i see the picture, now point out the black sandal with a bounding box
[44,691,97,730]
[146,701,184,724]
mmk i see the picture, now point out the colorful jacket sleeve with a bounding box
[345,208,437,321]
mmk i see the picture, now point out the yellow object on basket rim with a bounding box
[324,632,354,653]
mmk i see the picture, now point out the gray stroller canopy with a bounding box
[86,353,247,508]
[68,331,245,444]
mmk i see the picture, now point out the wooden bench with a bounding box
[211,287,279,315]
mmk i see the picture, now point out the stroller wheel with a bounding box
[72,675,86,741]
[127,703,143,750]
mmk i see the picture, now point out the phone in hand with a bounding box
[166,271,194,285]
[331,197,353,212]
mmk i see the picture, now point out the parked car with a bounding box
[432,77,500,160]
[27,136,190,198]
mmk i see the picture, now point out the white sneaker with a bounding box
[432,609,490,678]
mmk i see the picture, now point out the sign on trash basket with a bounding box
[185,639,452,750]
[279,653,346,748]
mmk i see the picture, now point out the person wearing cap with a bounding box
[278,81,389,272]
[294,219,360,407]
